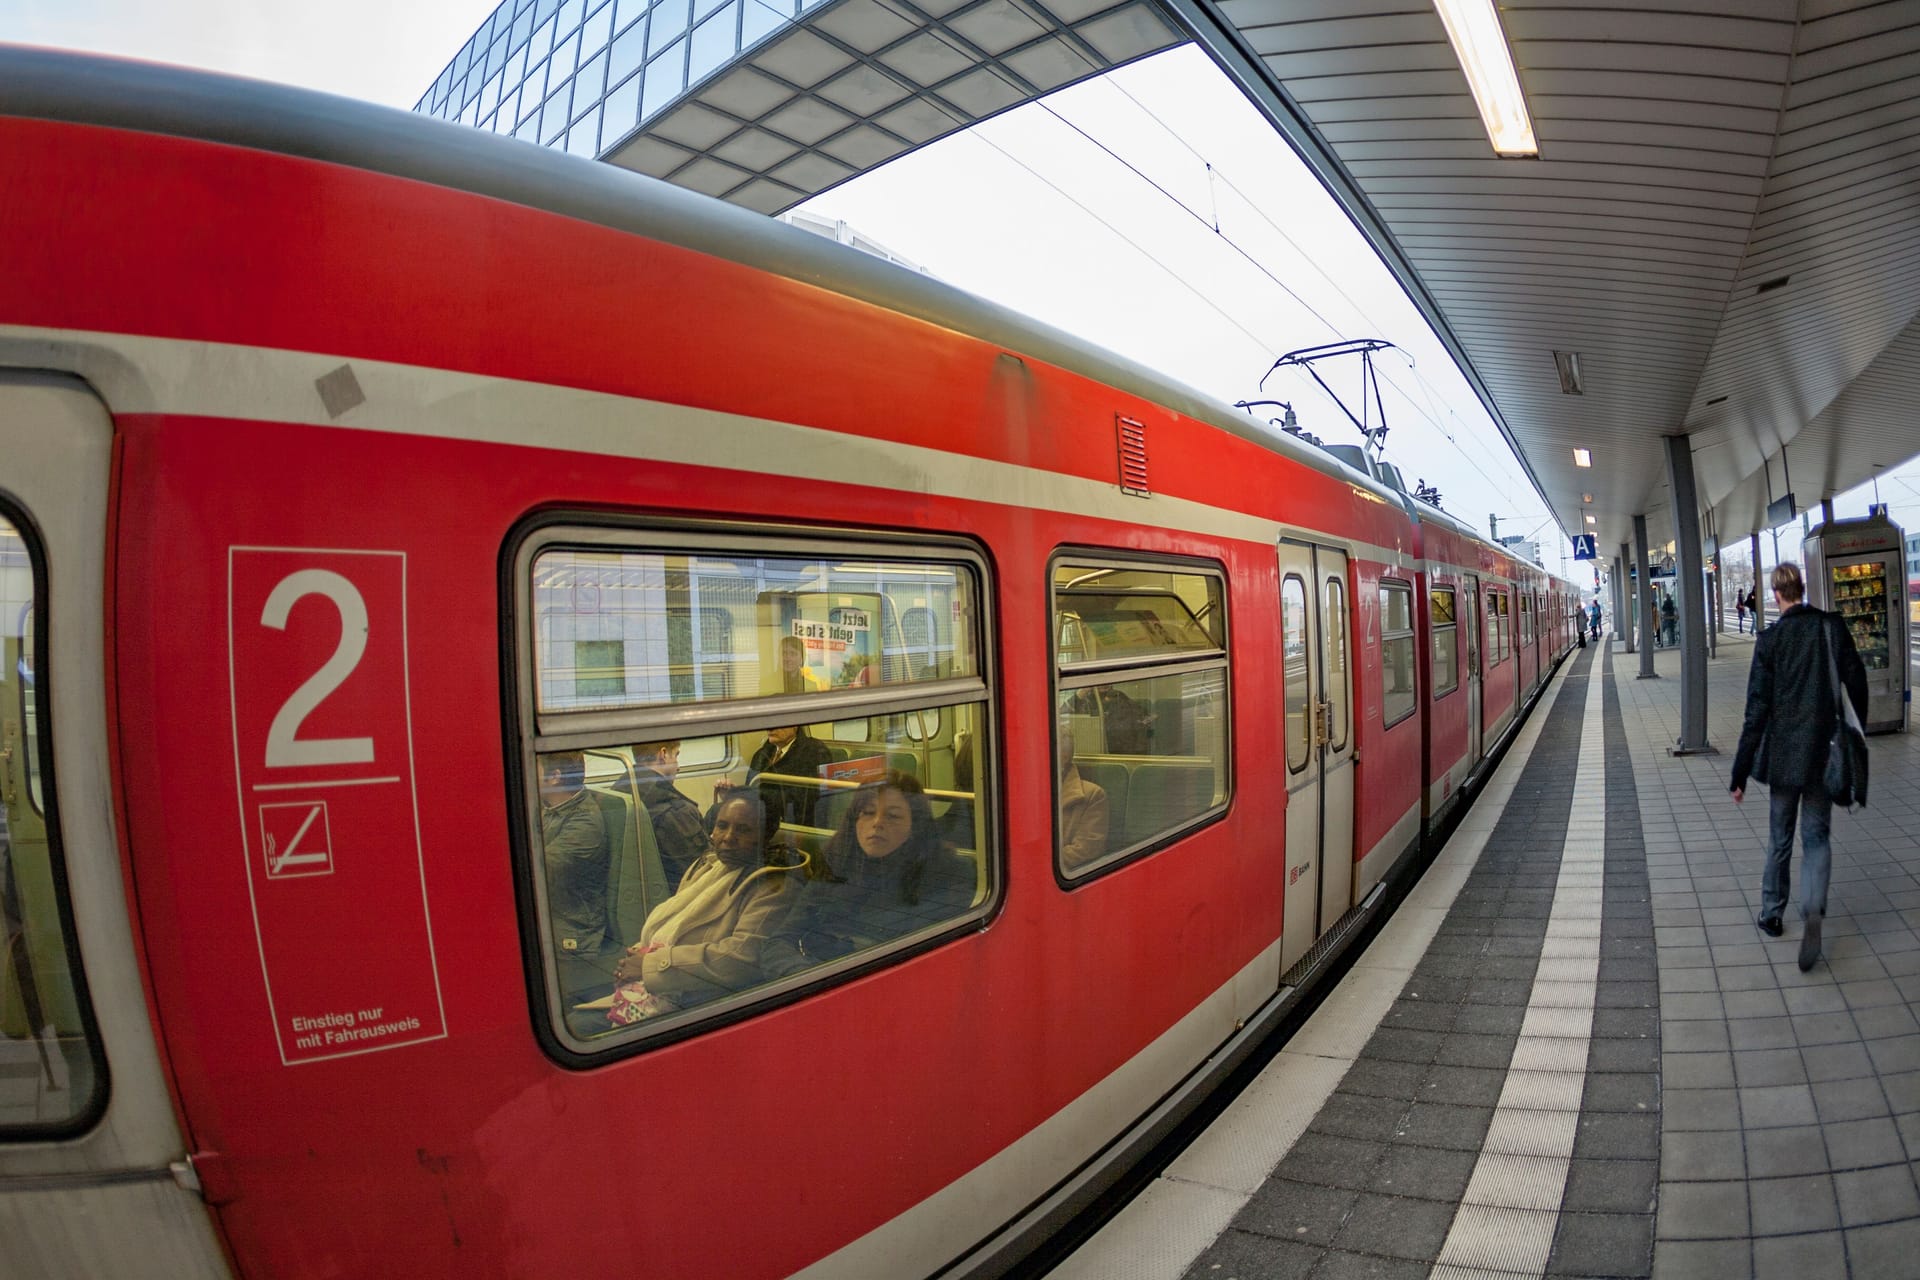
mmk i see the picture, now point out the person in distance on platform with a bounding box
[1588,598,1603,642]
[1736,591,1748,634]
[1659,592,1678,647]
[790,772,975,962]
[605,788,807,1022]
[1729,562,1868,972]
[627,740,706,890]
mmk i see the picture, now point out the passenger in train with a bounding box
[536,750,614,992]
[605,789,808,1023]
[778,634,827,694]
[791,772,974,962]
[1065,684,1152,753]
[626,740,706,889]
[1057,728,1111,872]
[719,722,833,829]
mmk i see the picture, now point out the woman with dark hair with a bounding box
[796,772,977,962]
[603,788,806,1024]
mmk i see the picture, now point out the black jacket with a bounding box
[1731,604,1869,792]
[746,732,834,828]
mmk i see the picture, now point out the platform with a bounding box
[1052,630,1920,1280]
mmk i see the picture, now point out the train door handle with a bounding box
[1312,700,1331,748]
[0,719,15,805]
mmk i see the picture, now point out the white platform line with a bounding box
[1049,653,1588,1280]
[1431,653,1607,1277]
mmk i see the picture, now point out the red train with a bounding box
[0,49,1578,1279]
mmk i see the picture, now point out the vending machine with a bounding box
[1803,510,1910,733]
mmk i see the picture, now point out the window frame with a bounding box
[1486,586,1510,665]
[1323,576,1350,752]
[1430,585,1459,699]
[1378,577,1417,729]
[0,496,110,1140]
[1048,549,1232,884]
[509,516,999,1063]
[1280,573,1310,774]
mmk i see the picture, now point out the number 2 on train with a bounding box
[259,568,375,768]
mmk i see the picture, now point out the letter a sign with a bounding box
[1572,534,1597,561]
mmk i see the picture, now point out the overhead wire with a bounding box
[1098,75,1547,505]
[1018,90,1544,523]
[957,127,1275,356]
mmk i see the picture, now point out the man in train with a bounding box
[537,750,614,996]
[630,740,707,890]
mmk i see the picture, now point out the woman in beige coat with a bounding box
[606,790,806,1023]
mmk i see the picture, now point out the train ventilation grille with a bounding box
[1116,415,1150,497]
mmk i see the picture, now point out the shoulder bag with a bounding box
[1823,615,1869,809]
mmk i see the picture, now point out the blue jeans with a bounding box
[1763,783,1832,921]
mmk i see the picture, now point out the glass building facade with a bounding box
[416,0,828,159]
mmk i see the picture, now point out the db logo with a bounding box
[1288,863,1308,886]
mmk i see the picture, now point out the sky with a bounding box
[7,1,1917,577]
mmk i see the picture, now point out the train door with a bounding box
[1276,540,1355,972]
[0,375,228,1272]
[1464,573,1483,765]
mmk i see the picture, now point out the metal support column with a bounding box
[1634,516,1657,678]
[1750,531,1764,630]
[1666,435,1713,752]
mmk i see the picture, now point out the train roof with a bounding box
[1,45,1570,586]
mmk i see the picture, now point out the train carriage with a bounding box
[0,49,1575,1279]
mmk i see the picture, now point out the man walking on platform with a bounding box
[1729,563,1868,971]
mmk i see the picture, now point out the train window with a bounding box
[1052,557,1230,879]
[532,546,978,713]
[518,528,994,1055]
[1431,588,1459,697]
[1281,575,1308,772]
[1324,578,1349,750]
[1486,588,1510,664]
[0,509,107,1135]
[1379,581,1416,727]
[1519,593,1531,645]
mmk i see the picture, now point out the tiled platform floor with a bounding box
[1055,627,1920,1280]
[1626,633,1920,1279]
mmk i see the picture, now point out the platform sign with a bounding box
[1572,534,1597,560]
[227,548,446,1065]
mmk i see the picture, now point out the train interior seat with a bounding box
[1074,757,1215,856]
[589,784,669,946]
[1126,760,1213,845]
[1073,760,1131,853]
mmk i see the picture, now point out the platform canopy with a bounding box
[1167,0,1920,554]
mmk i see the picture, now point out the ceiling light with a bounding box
[1573,448,1592,467]
[1432,0,1539,157]
[1553,350,1583,395]
[1582,493,1593,503]
[1586,515,1596,524]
